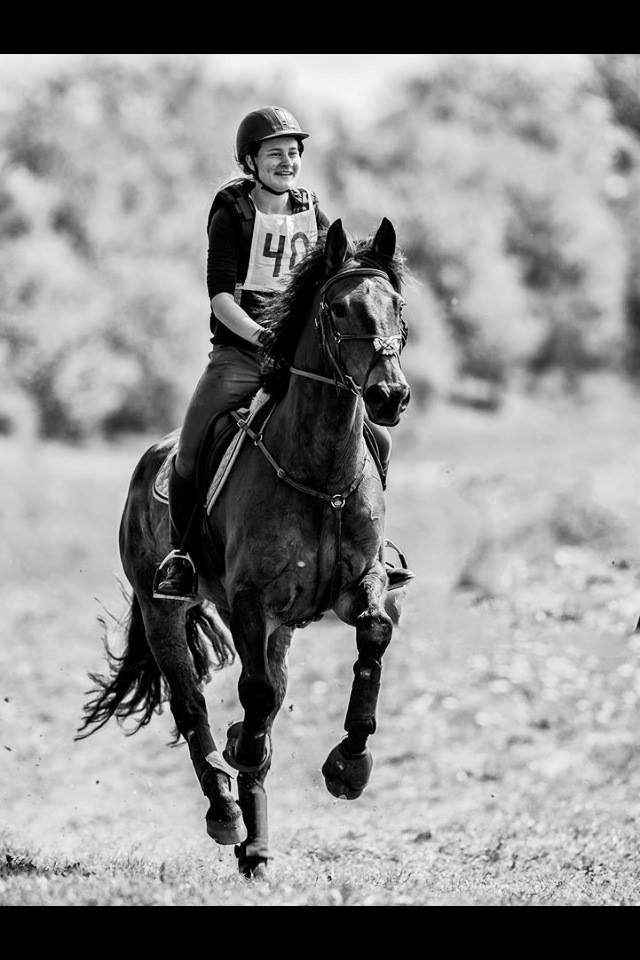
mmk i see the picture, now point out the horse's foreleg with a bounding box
[140,602,246,845]
[224,590,274,773]
[323,576,392,799]
[234,623,293,878]
[184,716,246,845]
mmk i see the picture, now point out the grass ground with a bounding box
[2,378,640,905]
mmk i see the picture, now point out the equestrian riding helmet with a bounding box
[235,106,310,164]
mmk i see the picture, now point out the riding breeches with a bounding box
[175,344,392,482]
[176,346,262,480]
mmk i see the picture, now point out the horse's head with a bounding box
[317,218,411,426]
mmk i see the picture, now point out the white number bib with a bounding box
[239,193,318,294]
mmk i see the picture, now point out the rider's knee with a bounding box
[175,449,195,481]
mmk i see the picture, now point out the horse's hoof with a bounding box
[223,720,272,775]
[234,842,270,879]
[239,857,269,880]
[206,814,247,845]
[205,796,247,845]
[321,740,373,800]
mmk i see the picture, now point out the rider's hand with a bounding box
[257,326,277,350]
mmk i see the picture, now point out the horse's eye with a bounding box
[331,302,347,320]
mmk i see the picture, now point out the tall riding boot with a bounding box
[153,457,200,601]
[363,421,416,592]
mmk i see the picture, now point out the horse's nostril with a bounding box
[365,383,391,404]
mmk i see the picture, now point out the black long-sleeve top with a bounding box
[206,181,330,350]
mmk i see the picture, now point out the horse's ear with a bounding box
[324,219,349,274]
[371,217,396,259]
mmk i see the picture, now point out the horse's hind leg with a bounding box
[323,575,393,799]
[233,624,293,878]
[139,600,246,845]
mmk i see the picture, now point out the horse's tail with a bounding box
[75,592,235,742]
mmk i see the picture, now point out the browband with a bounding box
[317,267,393,300]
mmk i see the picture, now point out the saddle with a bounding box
[152,390,275,512]
[152,390,387,514]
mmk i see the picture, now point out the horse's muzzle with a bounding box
[363,381,411,426]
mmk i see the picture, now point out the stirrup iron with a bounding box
[153,549,199,602]
[385,538,416,591]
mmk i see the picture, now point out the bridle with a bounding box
[290,265,408,397]
[233,263,408,612]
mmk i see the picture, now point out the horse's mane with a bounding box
[257,229,407,398]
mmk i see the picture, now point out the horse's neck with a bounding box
[272,325,364,488]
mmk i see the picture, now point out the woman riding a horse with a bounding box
[153,105,413,601]
[78,107,417,878]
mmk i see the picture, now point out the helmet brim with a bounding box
[255,131,310,144]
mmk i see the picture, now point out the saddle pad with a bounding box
[152,441,178,503]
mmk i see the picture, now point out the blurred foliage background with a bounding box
[2,53,640,440]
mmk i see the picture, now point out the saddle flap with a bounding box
[205,390,274,514]
[152,391,275,508]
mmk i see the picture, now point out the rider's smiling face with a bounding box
[250,136,301,192]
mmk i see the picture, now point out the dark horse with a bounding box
[77,217,412,877]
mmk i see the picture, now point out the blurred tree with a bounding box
[322,55,628,403]
[0,54,257,439]
[591,54,640,376]
[0,53,635,438]
[593,54,640,136]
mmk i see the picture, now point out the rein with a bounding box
[238,264,405,608]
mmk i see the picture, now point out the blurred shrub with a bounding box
[0,54,636,438]
[549,489,628,549]
[591,54,640,378]
[0,55,257,440]
[322,55,628,402]
[400,275,456,404]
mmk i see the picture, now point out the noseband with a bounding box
[290,266,407,396]
[240,265,408,611]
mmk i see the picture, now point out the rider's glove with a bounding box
[257,326,277,350]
